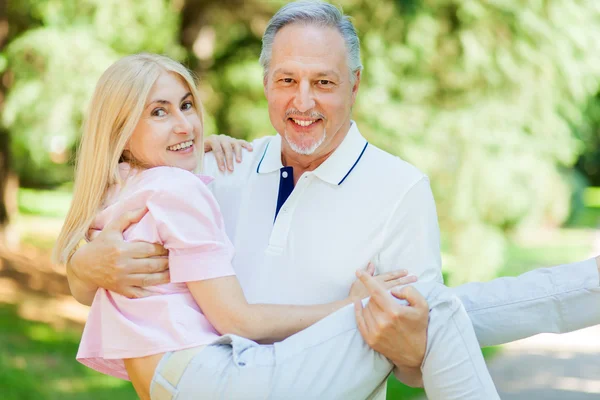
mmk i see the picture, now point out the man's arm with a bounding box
[66,208,169,305]
[364,175,443,386]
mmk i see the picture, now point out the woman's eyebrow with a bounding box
[146,92,192,107]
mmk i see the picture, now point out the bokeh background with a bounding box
[1,0,600,399]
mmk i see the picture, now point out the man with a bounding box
[67,1,600,398]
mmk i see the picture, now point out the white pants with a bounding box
[453,258,600,347]
[150,258,599,399]
[150,281,499,400]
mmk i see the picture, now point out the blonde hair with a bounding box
[53,53,204,264]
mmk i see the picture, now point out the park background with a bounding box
[1,0,600,398]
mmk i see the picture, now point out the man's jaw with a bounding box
[283,126,327,156]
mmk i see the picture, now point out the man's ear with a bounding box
[351,70,361,104]
[263,75,269,99]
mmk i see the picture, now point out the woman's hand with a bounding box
[348,263,417,301]
[204,134,253,172]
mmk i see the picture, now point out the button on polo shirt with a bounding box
[204,122,443,307]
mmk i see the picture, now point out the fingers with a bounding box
[127,257,169,275]
[392,286,428,311]
[122,286,155,299]
[240,141,253,152]
[233,142,243,163]
[357,270,398,310]
[127,241,168,258]
[105,207,148,234]
[383,275,417,290]
[366,262,375,276]
[211,140,226,172]
[356,269,389,297]
[381,269,408,281]
[125,270,170,288]
[222,142,235,171]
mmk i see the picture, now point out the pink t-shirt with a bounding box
[76,164,236,380]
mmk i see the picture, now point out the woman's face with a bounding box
[126,71,202,172]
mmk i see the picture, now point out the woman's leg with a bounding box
[269,281,498,400]
[452,258,600,347]
[151,281,499,400]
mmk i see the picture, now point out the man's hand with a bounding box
[69,207,169,301]
[348,263,417,301]
[353,270,429,386]
[204,134,253,172]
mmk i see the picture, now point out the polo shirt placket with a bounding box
[269,171,313,254]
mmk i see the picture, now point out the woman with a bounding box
[54,53,499,400]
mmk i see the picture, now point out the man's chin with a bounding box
[286,140,321,156]
[284,132,327,156]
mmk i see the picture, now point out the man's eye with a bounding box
[151,108,166,117]
[280,78,294,83]
[319,80,332,86]
[181,101,193,111]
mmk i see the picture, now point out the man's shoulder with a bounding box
[203,135,273,179]
[361,143,428,188]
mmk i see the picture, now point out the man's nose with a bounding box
[293,81,315,112]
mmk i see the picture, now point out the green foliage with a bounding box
[0,304,136,400]
[2,0,183,186]
[179,0,600,283]
[4,0,600,281]
[351,0,600,283]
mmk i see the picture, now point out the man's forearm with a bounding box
[66,256,97,306]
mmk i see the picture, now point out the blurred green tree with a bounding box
[2,0,183,190]
[352,0,600,282]
[180,0,600,283]
[3,0,600,283]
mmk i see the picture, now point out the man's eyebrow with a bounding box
[146,92,192,107]
[271,69,340,80]
[272,68,294,76]
[315,70,341,80]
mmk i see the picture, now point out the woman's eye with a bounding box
[151,108,166,117]
[181,101,193,111]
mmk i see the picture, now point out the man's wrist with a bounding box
[392,364,423,388]
[68,246,97,290]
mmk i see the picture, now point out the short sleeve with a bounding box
[145,169,235,283]
[376,176,443,284]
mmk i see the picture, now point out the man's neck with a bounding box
[281,121,351,185]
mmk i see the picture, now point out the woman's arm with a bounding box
[188,277,346,343]
[188,268,414,343]
[147,169,414,342]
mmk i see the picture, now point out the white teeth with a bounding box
[168,140,193,151]
[292,119,316,127]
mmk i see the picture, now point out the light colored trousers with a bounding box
[150,258,599,400]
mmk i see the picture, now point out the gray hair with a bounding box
[259,1,363,84]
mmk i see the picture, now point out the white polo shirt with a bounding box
[204,122,443,306]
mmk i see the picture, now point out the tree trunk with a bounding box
[0,0,19,245]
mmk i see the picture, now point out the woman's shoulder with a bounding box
[136,166,213,194]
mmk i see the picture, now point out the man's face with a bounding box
[264,23,360,159]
